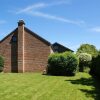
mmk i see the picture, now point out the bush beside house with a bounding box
[0,56,4,72]
[47,52,79,76]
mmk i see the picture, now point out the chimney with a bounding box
[18,20,25,72]
[18,20,25,26]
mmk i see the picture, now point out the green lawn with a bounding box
[0,72,100,100]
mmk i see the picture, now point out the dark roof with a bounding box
[52,42,74,52]
[0,28,17,43]
[0,27,51,46]
[24,27,51,46]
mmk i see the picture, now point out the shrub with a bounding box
[0,56,4,72]
[47,52,79,76]
[90,54,100,78]
[63,52,79,76]
[47,53,66,75]
[78,53,92,72]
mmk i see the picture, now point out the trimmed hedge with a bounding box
[47,52,79,76]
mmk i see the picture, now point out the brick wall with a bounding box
[0,30,18,72]
[24,29,51,72]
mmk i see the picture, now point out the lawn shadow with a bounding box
[65,76,100,100]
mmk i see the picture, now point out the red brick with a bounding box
[0,20,52,73]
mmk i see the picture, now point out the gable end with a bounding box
[24,27,51,46]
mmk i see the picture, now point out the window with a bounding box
[12,36,17,42]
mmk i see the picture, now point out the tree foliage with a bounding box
[78,53,92,63]
[77,44,98,57]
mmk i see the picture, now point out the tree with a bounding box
[77,44,98,58]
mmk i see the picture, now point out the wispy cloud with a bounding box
[16,3,46,14]
[0,20,6,24]
[46,0,71,6]
[29,11,85,25]
[12,1,85,26]
[16,1,68,14]
[90,27,100,32]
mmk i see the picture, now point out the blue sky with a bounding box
[0,0,100,51]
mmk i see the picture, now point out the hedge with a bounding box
[47,52,79,76]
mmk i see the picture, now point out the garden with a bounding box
[47,44,100,78]
[0,43,100,100]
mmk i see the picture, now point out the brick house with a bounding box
[0,20,73,73]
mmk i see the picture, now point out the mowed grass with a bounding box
[0,72,100,100]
